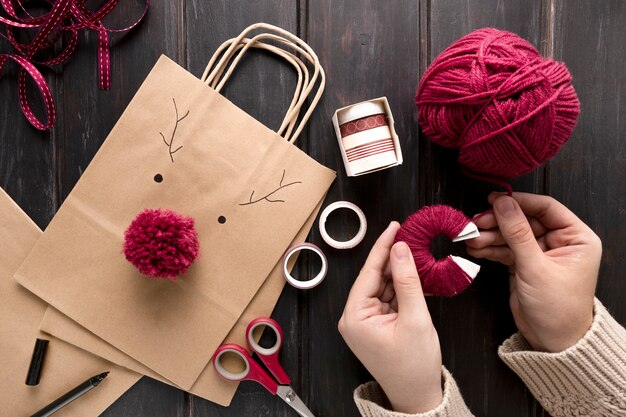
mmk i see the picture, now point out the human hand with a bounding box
[466,192,601,353]
[338,222,443,413]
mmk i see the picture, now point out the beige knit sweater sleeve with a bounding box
[354,368,474,417]
[354,298,626,417]
[499,298,626,417]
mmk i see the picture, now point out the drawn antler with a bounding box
[159,98,189,162]
[240,170,302,206]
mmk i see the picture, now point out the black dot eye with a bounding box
[218,216,226,224]
[154,174,163,183]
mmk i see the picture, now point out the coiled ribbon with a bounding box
[0,0,148,130]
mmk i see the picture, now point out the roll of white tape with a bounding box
[319,201,367,249]
[337,100,386,125]
[282,243,328,290]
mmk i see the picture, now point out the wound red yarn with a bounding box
[416,28,580,183]
[123,209,199,279]
[395,205,475,297]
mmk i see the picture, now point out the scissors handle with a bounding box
[213,343,279,395]
[246,317,291,385]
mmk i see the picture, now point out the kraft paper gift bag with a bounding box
[38,199,319,406]
[15,23,335,391]
[0,187,142,416]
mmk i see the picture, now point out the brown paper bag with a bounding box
[0,187,142,416]
[39,199,319,406]
[15,23,335,390]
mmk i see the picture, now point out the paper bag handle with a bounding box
[204,37,311,142]
[201,23,325,144]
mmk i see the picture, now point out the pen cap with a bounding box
[26,338,49,386]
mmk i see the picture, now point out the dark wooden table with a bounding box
[1,1,624,416]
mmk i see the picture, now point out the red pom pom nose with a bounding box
[123,209,200,279]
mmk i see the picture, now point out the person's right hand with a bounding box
[466,192,602,353]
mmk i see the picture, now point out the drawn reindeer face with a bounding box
[126,95,305,278]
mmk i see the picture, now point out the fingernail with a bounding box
[495,197,516,218]
[393,242,410,261]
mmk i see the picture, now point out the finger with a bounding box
[466,218,547,249]
[389,295,398,312]
[362,221,401,273]
[350,222,401,300]
[381,302,397,315]
[536,235,548,252]
[509,271,517,294]
[467,245,516,266]
[473,211,497,229]
[489,192,583,231]
[492,196,544,266]
[379,279,396,303]
[466,230,506,248]
[389,242,428,323]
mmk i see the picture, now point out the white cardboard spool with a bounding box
[449,221,481,279]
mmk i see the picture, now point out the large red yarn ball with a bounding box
[123,209,199,279]
[416,28,580,179]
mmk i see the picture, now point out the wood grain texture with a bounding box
[305,1,420,415]
[0,51,57,229]
[424,2,549,416]
[183,1,301,416]
[97,0,189,415]
[0,1,624,416]
[549,0,626,324]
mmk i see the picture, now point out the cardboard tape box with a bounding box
[332,97,403,176]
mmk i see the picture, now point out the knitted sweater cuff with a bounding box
[353,367,474,417]
[498,298,626,417]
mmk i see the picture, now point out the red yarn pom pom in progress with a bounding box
[123,209,199,279]
[395,205,477,297]
[416,28,580,181]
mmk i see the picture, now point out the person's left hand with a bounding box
[338,222,443,413]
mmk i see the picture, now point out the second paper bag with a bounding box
[16,24,335,390]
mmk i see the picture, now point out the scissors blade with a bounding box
[276,385,315,417]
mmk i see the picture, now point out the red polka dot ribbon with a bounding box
[0,0,148,130]
[339,113,386,137]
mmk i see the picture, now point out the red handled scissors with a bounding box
[213,318,315,417]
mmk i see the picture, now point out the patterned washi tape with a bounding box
[319,201,367,249]
[337,100,398,175]
[282,243,328,289]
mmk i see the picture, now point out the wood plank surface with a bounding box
[58,0,188,414]
[183,1,301,416]
[0,1,623,416]
[425,2,548,416]
[304,1,421,416]
[549,0,626,328]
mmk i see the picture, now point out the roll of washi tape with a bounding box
[319,201,367,249]
[282,243,328,290]
[337,101,387,126]
[333,98,402,176]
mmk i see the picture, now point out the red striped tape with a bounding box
[345,138,395,162]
